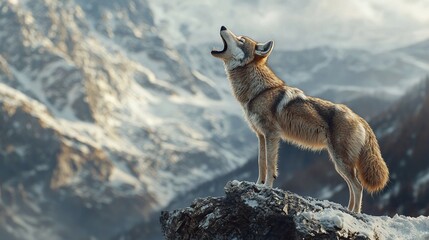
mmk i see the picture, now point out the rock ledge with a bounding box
[160,180,429,240]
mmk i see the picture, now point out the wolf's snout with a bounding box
[221,26,227,31]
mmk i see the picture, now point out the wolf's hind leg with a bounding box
[256,134,267,185]
[328,145,359,212]
[351,170,363,213]
[334,164,355,211]
[336,163,362,212]
[264,134,280,187]
[336,165,363,212]
[330,144,363,213]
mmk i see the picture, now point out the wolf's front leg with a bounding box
[256,134,267,185]
[264,134,280,187]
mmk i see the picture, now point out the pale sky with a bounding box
[150,0,429,52]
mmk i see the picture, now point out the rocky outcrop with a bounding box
[160,181,429,240]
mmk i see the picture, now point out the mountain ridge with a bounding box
[0,0,254,238]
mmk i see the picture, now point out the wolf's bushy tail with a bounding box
[356,121,389,193]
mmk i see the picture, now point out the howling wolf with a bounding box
[211,26,388,213]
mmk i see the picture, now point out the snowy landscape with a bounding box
[0,0,428,239]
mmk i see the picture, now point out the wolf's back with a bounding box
[356,120,389,193]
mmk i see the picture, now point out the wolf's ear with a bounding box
[255,40,274,57]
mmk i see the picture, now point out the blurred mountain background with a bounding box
[0,0,428,239]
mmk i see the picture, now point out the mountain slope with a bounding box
[0,0,254,239]
[369,77,429,215]
[269,47,426,102]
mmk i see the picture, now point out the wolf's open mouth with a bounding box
[211,34,227,55]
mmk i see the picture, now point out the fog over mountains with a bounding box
[0,0,428,240]
[151,0,429,51]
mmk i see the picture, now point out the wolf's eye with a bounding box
[238,37,245,44]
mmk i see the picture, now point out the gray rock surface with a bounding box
[160,181,429,240]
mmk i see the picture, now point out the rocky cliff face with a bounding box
[160,181,429,240]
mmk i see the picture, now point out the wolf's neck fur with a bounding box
[226,62,285,104]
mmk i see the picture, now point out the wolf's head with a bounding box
[211,26,274,70]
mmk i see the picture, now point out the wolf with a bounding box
[211,26,389,213]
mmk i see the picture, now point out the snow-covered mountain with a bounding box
[0,0,253,239]
[271,46,429,102]
[1,0,429,240]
